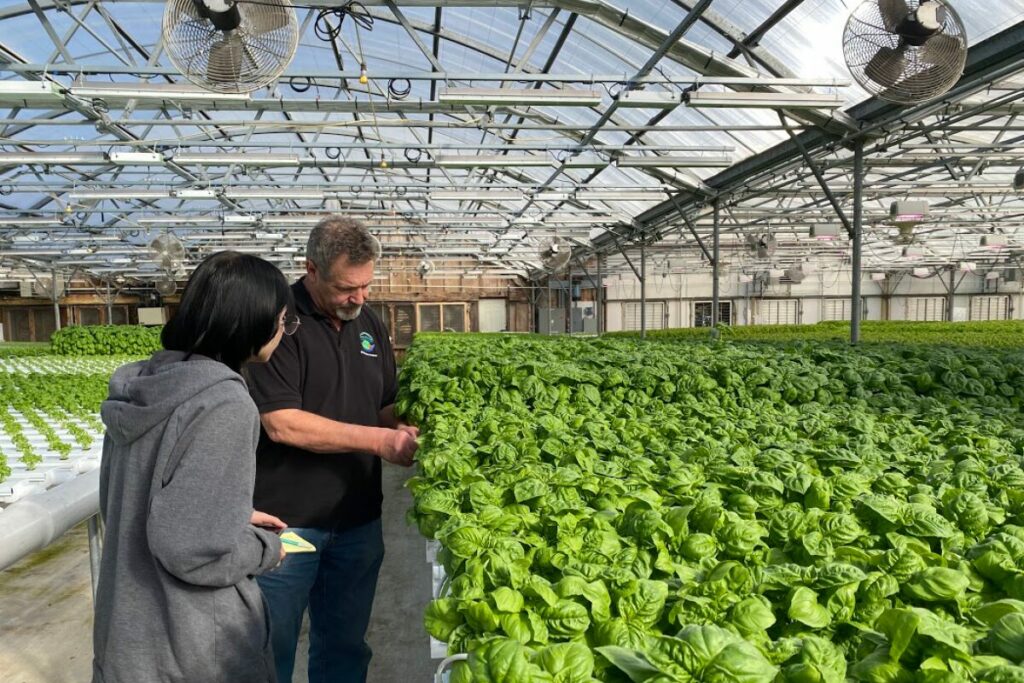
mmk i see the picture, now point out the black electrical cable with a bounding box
[325,146,342,160]
[313,1,373,42]
[0,185,12,196]
[289,76,312,93]
[388,78,411,100]
[404,148,422,163]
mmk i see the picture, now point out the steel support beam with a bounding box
[612,22,1024,255]
[727,0,806,59]
[384,1,446,72]
[780,112,854,237]
[712,200,720,331]
[947,267,959,321]
[851,143,863,345]
[640,238,647,340]
[663,194,712,266]
[614,240,642,281]
[516,0,715,213]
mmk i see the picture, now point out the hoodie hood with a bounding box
[102,350,246,445]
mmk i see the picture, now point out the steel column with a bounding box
[948,267,956,321]
[105,280,113,323]
[640,240,647,339]
[567,261,573,335]
[712,200,720,332]
[851,143,864,345]
[52,269,61,331]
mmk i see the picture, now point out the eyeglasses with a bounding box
[283,315,301,336]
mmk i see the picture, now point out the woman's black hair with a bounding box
[162,251,293,373]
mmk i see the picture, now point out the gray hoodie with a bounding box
[93,351,282,683]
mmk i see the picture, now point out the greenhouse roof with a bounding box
[0,0,1022,283]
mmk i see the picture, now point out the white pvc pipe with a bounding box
[0,468,100,572]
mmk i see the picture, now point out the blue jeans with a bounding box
[258,518,385,683]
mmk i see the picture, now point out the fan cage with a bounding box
[163,0,299,94]
[843,0,967,104]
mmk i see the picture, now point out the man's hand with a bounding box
[397,424,420,439]
[378,428,418,467]
[251,510,287,531]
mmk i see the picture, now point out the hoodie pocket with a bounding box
[213,579,272,679]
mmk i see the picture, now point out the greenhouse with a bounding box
[1,0,1024,681]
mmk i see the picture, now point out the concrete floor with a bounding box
[0,464,435,683]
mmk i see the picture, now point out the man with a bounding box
[247,217,419,683]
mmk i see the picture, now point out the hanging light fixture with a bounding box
[359,63,369,85]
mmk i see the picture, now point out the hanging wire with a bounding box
[312,1,373,42]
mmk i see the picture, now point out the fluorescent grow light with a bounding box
[615,90,683,108]
[435,155,552,168]
[70,82,250,103]
[0,217,65,226]
[69,190,167,201]
[429,191,524,202]
[581,190,668,201]
[0,81,63,106]
[108,152,164,165]
[136,217,220,225]
[225,189,325,200]
[439,88,603,107]
[685,91,844,109]
[0,152,107,166]
[172,153,301,167]
[223,215,260,225]
[616,155,731,168]
[174,188,219,199]
[533,191,574,201]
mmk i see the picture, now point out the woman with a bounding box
[92,251,298,683]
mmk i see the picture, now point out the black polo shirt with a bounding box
[247,278,397,530]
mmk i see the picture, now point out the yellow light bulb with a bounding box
[359,64,368,85]
[380,158,389,169]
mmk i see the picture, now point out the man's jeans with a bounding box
[258,518,385,683]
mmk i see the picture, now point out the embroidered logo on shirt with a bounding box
[359,331,378,357]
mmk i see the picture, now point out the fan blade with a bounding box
[207,33,244,83]
[878,0,910,32]
[919,32,961,65]
[241,1,290,34]
[884,64,943,101]
[864,44,909,88]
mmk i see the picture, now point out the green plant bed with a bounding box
[399,334,1024,682]
[51,325,162,356]
[0,342,54,357]
[606,320,1024,347]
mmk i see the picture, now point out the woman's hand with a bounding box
[250,511,288,565]
[250,510,287,531]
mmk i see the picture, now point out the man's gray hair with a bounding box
[306,216,382,272]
